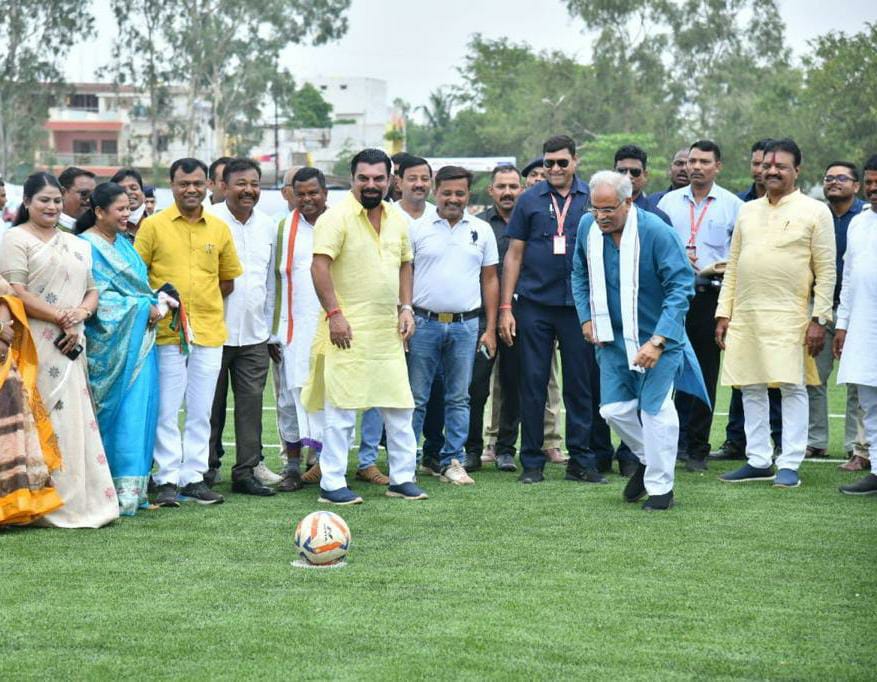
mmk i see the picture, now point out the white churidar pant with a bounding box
[741,383,808,470]
[855,384,877,473]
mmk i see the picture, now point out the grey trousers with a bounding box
[208,341,270,480]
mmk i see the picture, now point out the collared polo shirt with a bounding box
[505,177,590,307]
[831,196,866,303]
[210,201,275,346]
[411,211,498,313]
[134,203,243,347]
[658,182,743,270]
[634,192,672,226]
[737,184,761,202]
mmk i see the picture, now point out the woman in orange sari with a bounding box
[0,275,64,526]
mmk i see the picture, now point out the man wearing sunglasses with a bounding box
[613,145,672,227]
[499,135,606,485]
[57,166,96,232]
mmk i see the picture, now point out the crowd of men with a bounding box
[12,132,876,514]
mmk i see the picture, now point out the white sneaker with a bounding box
[440,459,475,485]
[254,461,283,486]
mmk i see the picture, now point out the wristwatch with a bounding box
[811,316,829,326]
[649,335,666,349]
[400,304,414,314]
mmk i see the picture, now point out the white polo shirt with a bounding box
[210,201,275,346]
[411,211,498,313]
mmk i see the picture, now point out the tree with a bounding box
[289,83,333,129]
[0,0,95,178]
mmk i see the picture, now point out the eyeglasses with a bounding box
[74,190,92,200]
[823,174,854,184]
[587,201,625,216]
[616,167,643,178]
[543,159,570,169]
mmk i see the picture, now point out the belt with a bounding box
[413,306,481,323]
[695,275,723,290]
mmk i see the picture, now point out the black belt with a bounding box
[413,306,481,323]
[695,275,723,291]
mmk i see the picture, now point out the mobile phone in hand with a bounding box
[54,331,84,361]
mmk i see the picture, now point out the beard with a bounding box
[360,191,383,209]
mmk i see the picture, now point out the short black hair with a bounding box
[614,145,648,169]
[222,157,262,183]
[169,157,208,182]
[763,138,802,167]
[209,156,233,181]
[58,166,95,190]
[391,152,413,174]
[864,154,877,172]
[292,166,327,190]
[751,138,774,154]
[110,167,144,190]
[144,185,155,198]
[689,140,722,162]
[0,179,5,187]
[542,135,576,156]
[434,165,473,189]
[490,164,520,182]
[823,161,859,182]
[350,148,391,177]
[397,155,432,179]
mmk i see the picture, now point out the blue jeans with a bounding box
[408,315,479,467]
[357,408,383,468]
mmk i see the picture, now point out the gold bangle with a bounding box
[78,306,92,319]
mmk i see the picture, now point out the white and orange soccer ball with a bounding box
[294,511,351,566]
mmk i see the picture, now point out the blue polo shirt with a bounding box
[832,196,866,303]
[506,177,590,307]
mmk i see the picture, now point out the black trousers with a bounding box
[208,342,270,481]
[675,286,721,460]
[465,321,497,457]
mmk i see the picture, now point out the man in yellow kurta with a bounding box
[301,148,427,505]
[715,139,836,488]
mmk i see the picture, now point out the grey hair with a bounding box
[589,170,633,203]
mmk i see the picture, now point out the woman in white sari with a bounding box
[0,172,118,528]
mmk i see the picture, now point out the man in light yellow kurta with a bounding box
[715,139,835,488]
[301,148,427,505]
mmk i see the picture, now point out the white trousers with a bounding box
[855,384,877,473]
[321,401,416,492]
[154,344,223,486]
[272,360,300,445]
[741,383,808,470]
[600,392,678,496]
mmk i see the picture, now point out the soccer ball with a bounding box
[294,511,351,566]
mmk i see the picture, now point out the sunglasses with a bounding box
[616,167,643,178]
[823,174,854,184]
[543,159,570,169]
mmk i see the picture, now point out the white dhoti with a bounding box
[600,390,678,496]
[741,383,808,470]
[273,347,324,451]
[854,385,877,472]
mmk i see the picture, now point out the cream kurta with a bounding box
[301,193,414,411]
[836,207,877,387]
[716,190,836,387]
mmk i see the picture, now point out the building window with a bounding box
[73,140,97,154]
[67,94,99,112]
[157,135,169,152]
[340,84,348,90]
[101,139,118,154]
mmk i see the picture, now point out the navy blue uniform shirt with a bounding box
[832,196,866,303]
[505,177,590,307]
[635,192,672,226]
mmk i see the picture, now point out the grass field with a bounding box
[1,374,875,681]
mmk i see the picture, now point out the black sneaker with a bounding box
[519,468,544,484]
[154,482,180,508]
[495,453,518,472]
[231,477,276,496]
[619,459,640,478]
[685,457,707,473]
[839,473,877,496]
[203,468,221,488]
[623,463,647,502]
[643,490,674,511]
[179,481,225,505]
[564,461,608,484]
[708,440,746,460]
[147,476,157,495]
[463,452,482,472]
[419,456,443,477]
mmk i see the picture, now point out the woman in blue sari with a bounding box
[76,182,162,515]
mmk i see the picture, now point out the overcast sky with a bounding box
[68,0,875,110]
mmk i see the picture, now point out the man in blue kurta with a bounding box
[572,171,708,510]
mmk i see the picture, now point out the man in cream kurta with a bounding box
[836,157,877,495]
[716,139,836,488]
[302,148,427,505]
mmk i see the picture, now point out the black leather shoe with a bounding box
[231,477,276,496]
[496,453,518,472]
[277,467,303,493]
[623,463,647,502]
[709,440,745,460]
[596,460,613,474]
[643,490,674,511]
[519,468,544,484]
[463,452,482,472]
[565,461,608,484]
[203,468,221,488]
[685,457,707,472]
[619,459,640,478]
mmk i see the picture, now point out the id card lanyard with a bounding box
[550,193,571,255]
[687,196,714,249]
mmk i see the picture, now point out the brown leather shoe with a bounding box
[355,465,390,485]
[805,446,828,458]
[544,447,569,464]
[277,467,303,493]
[301,462,321,484]
[840,454,870,472]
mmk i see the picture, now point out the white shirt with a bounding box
[211,201,275,346]
[411,211,498,313]
[657,183,743,270]
[58,213,76,232]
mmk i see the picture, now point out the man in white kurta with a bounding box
[716,140,836,489]
[266,167,327,492]
[836,159,877,495]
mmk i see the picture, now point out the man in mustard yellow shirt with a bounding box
[302,148,428,505]
[135,157,243,507]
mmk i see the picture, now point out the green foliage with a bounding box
[288,83,334,129]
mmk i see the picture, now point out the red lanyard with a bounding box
[283,210,300,344]
[688,197,714,247]
[550,194,572,236]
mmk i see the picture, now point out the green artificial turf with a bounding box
[1,376,875,681]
